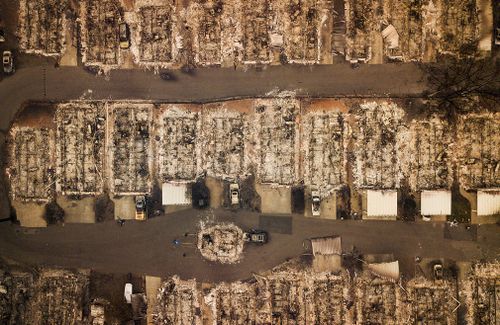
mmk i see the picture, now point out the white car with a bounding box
[124,283,132,304]
[230,183,239,206]
[3,51,14,74]
[311,191,320,216]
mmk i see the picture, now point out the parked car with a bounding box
[244,230,268,244]
[311,190,320,216]
[3,50,14,74]
[230,183,239,206]
[0,29,5,43]
[496,28,500,46]
[433,263,443,280]
[119,22,130,49]
[124,283,133,303]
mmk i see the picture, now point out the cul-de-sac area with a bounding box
[0,0,499,324]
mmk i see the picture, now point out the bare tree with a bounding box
[420,57,500,119]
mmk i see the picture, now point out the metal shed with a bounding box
[421,190,451,216]
[366,190,398,219]
[311,236,342,256]
[162,183,191,206]
[477,190,500,216]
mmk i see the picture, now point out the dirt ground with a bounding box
[11,201,46,227]
[255,184,291,214]
[56,196,96,223]
[112,196,136,220]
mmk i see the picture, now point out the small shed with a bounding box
[421,190,451,216]
[162,183,191,206]
[381,24,399,49]
[367,261,400,281]
[311,236,342,273]
[366,190,398,219]
[311,236,342,256]
[477,189,500,216]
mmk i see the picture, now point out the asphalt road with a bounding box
[0,63,426,131]
[0,208,498,281]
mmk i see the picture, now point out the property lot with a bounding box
[346,0,484,62]
[153,277,200,325]
[211,282,266,324]
[8,128,54,202]
[18,0,67,56]
[0,267,89,325]
[109,103,153,195]
[158,105,199,181]
[303,111,346,191]
[191,0,224,65]
[137,5,175,65]
[81,0,123,67]
[457,112,500,189]
[465,263,500,324]
[55,102,105,195]
[200,107,246,179]
[352,102,406,189]
[405,277,458,324]
[309,273,347,324]
[437,0,479,55]
[345,0,378,61]
[407,116,453,191]
[283,0,322,63]
[355,273,399,324]
[255,98,299,185]
[241,0,271,63]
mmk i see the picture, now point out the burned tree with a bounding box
[421,58,500,119]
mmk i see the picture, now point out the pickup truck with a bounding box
[311,190,321,216]
[230,183,240,206]
[244,230,268,244]
[135,196,147,221]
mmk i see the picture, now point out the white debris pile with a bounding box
[406,115,453,190]
[197,223,245,264]
[462,261,500,325]
[403,276,458,324]
[80,0,123,71]
[352,101,408,189]
[109,103,153,195]
[18,0,67,56]
[254,97,299,185]
[354,272,402,325]
[302,111,347,194]
[153,276,201,325]
[55,102,106,195]
[8,127,55,202]
[200,106,248,180]
[457,112,500,190]
[158,105,200,181]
